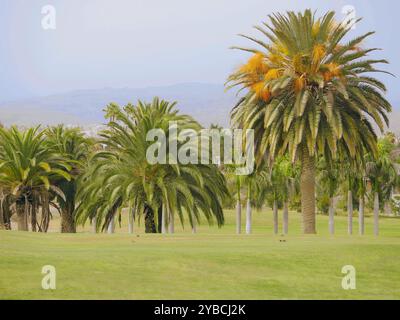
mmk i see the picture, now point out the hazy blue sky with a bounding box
[1,0,399,104]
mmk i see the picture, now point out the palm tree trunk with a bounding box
[347,190,353,235]
[273,200,278,235]
[329,197,335,235]
[283,201,288,235]
[236,199,241,234]
[128,207,134,234]
[246,199,252,234]
[0,197,5,230]
[168,210,174,234]
[31,202,37,232]
[359,196,365,235]
[61,206,76,233]
[329,197,335,234]
[374,192,379,236]
[300,148,316,234]
[157,206,162,233]
[161,205,167,234]
[16,196,29,231]
[144,205,157,233]
[91,216,97,233]
[191,211,197,234]
[107,216,115,234]
[40,193,51,232]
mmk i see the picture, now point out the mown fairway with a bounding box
[1,209,400,300]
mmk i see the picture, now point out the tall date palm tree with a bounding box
[228,10,392,233]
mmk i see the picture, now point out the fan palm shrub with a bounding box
[0,127,71,231]
[45,125,92,233]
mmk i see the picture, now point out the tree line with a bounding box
[0,10,399,235]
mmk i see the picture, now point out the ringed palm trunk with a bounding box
[347,190,353,235]
[236,199,241,234]
[328,197,335,235]
[283,201,289,235]
[61,206,76,233]
[358,196,365,235]
[300,148,316,234]
[374,191,379,236]
[273,200,278,235]
[245,198,252,234]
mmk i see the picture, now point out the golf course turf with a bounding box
[1,210,399,300]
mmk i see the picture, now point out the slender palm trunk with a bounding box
[40,193,51,232]
[236,199,241,234]
[300,148,316,234]
[191,211,197,234]
[273,200,278,235]
[329,197,335,235]
[168,210,174,234]
[107,216,115,234]
[91,216,97,233]
[359,196,365,235]
[0,197,5,230]
[31,203,37,232]
[283,201,289,235]
[374,192,379,236]
[157,206,162,233]
[161,205,167,234]
[128,207,134,234]
[16,197,29,231]
[347,190,353,235]
[246,199,252,234]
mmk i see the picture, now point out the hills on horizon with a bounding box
[0,83,236,128]
[0,82,399,134]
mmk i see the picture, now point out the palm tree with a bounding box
[342,162,357,235]
[228,10,392,234]
[318,158,340,234]
[45,125,92,233]
[242,164,270,235]
[223,165,244,234]
[355,174,367,235]
[264,157,297,235]
[0,127,71,231]
[366,137,399,235]
[76,98,228,233]
[235,176,242,234]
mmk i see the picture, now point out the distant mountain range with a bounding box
[0,83,237,128]
[0,82,399,134]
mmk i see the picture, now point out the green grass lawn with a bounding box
[1,209,400,300]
